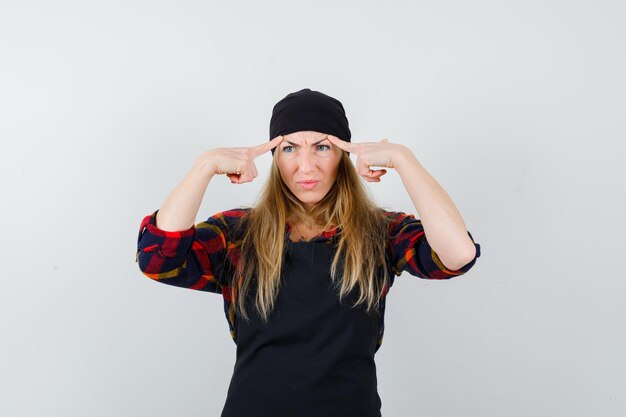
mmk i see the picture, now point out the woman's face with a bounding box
[275,130,342,209]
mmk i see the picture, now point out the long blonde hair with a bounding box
[230,151,392,322]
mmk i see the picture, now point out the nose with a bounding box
[297,148,315,173]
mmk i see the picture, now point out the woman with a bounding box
[136,88,481,417]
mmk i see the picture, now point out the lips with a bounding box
[297,180,320,190]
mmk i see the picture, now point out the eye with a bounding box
[282,145,295,153]
[316,144,331,151]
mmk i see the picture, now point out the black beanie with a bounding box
[269,88,351,154]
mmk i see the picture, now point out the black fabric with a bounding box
[221,238,382,417]
[269,88,351,154]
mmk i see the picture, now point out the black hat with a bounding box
[269,88,351,154]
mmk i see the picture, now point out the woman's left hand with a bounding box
[327,135,408,182]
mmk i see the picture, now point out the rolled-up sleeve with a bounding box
[135,209,230,293]
[386,211,481,280]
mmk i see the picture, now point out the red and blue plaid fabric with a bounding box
[136,208,481,350]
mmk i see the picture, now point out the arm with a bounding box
[156,135,284,231]
[393,149,477,270]
[155,160,215,231]
[136,209,231,293]
[327,135,479,271]
[135,136,284,289]
[386,210,480,280]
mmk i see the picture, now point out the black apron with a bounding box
[221,237,383,417]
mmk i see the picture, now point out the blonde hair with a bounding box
[230,151,392,322]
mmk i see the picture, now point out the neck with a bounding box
[288,213,318,228]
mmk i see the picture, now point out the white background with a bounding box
[1,1,625,416]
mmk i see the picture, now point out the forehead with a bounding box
[282,131,329,144]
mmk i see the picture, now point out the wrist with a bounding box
[194,151,218,178]
[392,145,416,170]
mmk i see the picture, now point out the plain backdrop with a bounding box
[1,1,625,416]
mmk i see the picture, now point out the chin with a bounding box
[299,199,321,208]
[294,194,323,208]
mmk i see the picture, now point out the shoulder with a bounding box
[379,208,412,220]
[209,207,252,225]
[196,208,251,246]
[198,207,251,231]
[377,208,420,231]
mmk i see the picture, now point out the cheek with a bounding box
[275,156,287,173]
[328,155,342,177]
[276,159,295,184]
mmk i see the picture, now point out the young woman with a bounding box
[136,88,481,417]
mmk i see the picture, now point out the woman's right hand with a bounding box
[197,135,284,184]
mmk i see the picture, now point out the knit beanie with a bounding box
[269,88,351,154]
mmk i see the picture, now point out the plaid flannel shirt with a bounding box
[135,208,481,350]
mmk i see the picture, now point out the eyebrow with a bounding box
[282,135,329,147]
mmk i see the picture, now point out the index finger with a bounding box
[252,135,284,157]
[327,135,356,153]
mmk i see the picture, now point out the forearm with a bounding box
[156,159,215,231]
[395,148,476,269]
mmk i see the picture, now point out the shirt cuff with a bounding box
[136,210,196,259]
